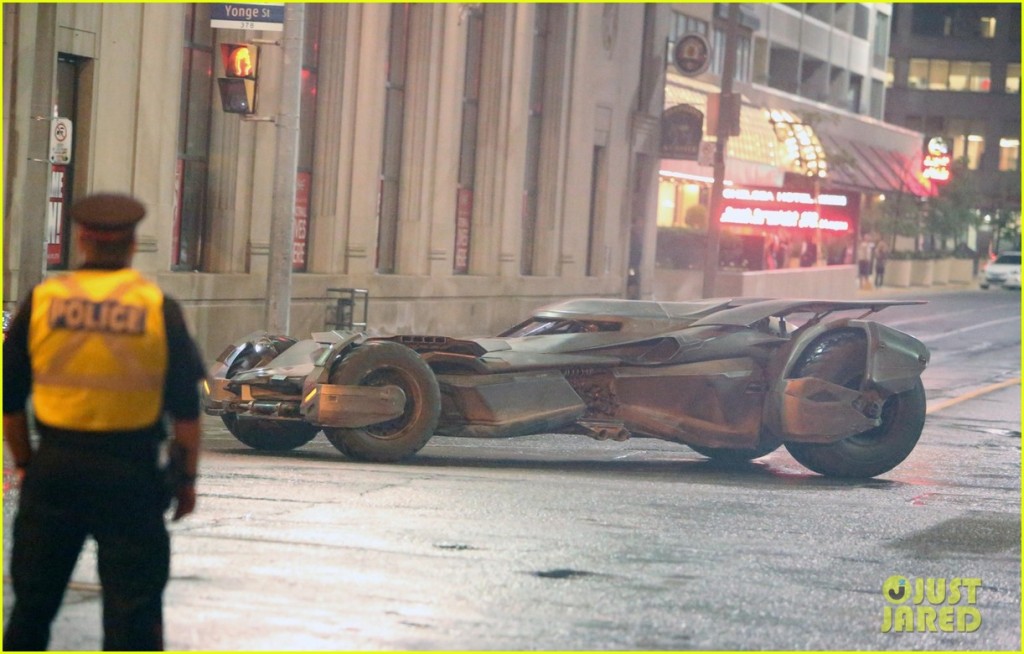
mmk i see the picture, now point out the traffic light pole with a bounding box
[702,4,740,299]
[265,4,305,335]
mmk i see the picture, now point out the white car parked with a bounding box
[980,251,1021,289]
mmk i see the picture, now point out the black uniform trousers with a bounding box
[3,432,170,651]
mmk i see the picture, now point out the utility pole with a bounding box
[265,3,304,335]
[702,3,741,299]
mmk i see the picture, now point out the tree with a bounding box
[925,157,980,250]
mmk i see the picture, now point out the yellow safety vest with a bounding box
[29,268,168,432]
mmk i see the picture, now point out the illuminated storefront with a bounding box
[658,70,935,274]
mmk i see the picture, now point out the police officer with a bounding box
[3,193,206,651]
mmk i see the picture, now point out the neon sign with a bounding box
[922,137,951,182]
[718,187,857,233]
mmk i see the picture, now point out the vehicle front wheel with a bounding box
[783,329,926,478]
[323,342,441,462]
[222,415,320,451]
[689,442,780,464]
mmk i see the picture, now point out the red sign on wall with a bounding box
[46,165,67,266]
[293,171,311,271]
[454,187,473,274]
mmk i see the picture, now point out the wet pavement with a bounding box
[2,287,1020,651]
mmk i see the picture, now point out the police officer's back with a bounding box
[3,193,206,651]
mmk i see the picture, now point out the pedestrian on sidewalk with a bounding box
[857,235,874,290]
[874,239,889,288]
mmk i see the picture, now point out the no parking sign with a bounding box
[48,117,72,165]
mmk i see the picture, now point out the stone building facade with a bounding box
[3,3,667,357]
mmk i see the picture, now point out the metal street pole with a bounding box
[265,3,304,335]
[702,3,741,298]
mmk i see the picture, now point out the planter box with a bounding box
[886,259,912,287]
[949,259,975,284]
[910,259,934,286]
[932,258,951,285]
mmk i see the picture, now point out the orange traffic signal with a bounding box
[222,44,257,79]
[218,44,258,114]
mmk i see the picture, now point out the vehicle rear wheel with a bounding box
[323,342,441,462]
[783,329,926,478]
[222,414,320,451]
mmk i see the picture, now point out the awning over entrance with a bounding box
[664,73,936,198]
[818,132,936,198]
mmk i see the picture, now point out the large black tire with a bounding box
[783,329,926,478]
[222,414,320,451]
[690,441,781,464]
[323,342,441,462]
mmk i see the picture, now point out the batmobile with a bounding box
[202,298,930,478]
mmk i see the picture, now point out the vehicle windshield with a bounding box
[501,318,621,337]
[994,254,1021,265]
[268,340,327,368]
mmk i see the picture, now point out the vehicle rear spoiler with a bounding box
[690,299,926,328]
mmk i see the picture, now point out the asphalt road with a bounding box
[3,286,1020,651]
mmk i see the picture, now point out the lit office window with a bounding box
[927,59,950,90]
[885,57,894,88]
[948,61,971,91]
[999,138,1020,171]
[953,133,985,170]
[908,58,929,89]
[980,16,997,38]
[1005,63,1020,93]
[909,58,993,92]
[969,62,991,92]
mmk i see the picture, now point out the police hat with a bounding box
[70,193,146,235]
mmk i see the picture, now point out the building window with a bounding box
[870,79,884,120]
[293,4,321,273]
[376,4,410,274]
[174,3,213,271]
[927,59,950,90]
[453,6,484,275]
[969,62,991,92]
[885,57,894,88]
[521,5,549,275]
[872,13,889,68]
[908,58,928,89]
[980,16,997,38]
[908,58,993,92]
[1005,63,1021,94]
[586,146,605,276]
[806,3,831,24]
[711,29,751,82]
[853,4,870,39]
[999,138,1020,171]
[948,119,986,170]
[672,13,708,41]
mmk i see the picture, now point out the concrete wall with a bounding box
[653,265,858,302]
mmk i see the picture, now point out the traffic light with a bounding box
[218,44,258,114]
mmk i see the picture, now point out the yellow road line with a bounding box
[927,378,1022,414]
